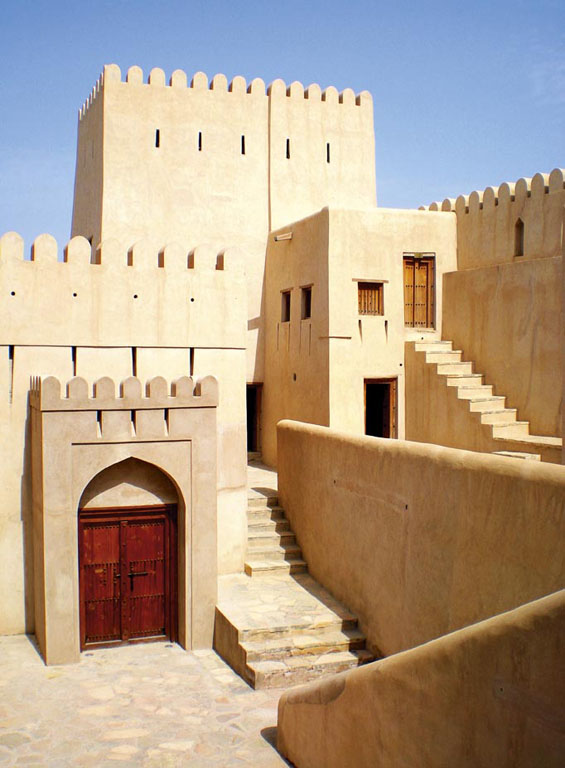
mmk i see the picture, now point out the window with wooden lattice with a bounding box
[358,282,384,315]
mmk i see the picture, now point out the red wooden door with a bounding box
[79,505,177,649]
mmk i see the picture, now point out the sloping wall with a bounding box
[278,590,565,768]
[277,421,565,658]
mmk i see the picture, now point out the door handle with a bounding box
[127,571,149,591]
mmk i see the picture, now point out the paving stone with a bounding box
[0,636,288,767]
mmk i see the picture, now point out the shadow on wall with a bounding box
[79,458,178,508]
[21,402,34,633]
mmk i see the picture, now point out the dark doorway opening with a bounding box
[247,384,262,452]
[365,379,397,438]
[78,504,177,650]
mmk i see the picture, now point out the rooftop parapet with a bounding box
[420,169,565,213]
[0,234,246,348]
[0,232,242,272]
[30,375,218,411]
[79,63,372,120]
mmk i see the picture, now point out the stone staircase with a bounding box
[412,340,562,462]
[214,491,374,689]
[244,494,307,576]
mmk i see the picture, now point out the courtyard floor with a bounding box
[0,635,289,767]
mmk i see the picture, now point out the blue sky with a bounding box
[1,0,563,249]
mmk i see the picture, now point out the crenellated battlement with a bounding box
[420,168,565,213]
[30,375,218,411]
[0,233,247,348]
[79,62,372,120]
[29,375,218,441]
[420,169,565,269]
[0,232,241,272]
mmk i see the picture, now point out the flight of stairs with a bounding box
[244,494,307,576]
[412,340,562,462]
[214,492,374,689]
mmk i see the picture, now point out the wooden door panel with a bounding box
[414,260,429,327]
[403,255,435,328]
[404,259,414,325]
[125,519,167,639]
[80,521,121,645]
[79,505,176,649]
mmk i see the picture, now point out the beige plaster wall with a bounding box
[441,256,562,437]
[193,348,247,574]
[277,421,565,658]
[262,208,456,465]
[0,232,247,636]
[278,590,565,768]
[71,74,103,248]
[267,80,375,231]
[327,208,456,436]
[262,211,331,466]
[71,65,376,382]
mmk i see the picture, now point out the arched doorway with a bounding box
[78,458,178,649]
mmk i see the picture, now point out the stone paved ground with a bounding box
[0,635,290,767]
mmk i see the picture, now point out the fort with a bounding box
[0,64,563,767]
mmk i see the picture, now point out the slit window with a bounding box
[198,131,202,151]
[241,135,246,155]
[281,290,291,322]
[515,218,524,257]
[326,142,330,163]
[358,282,384,316]
[155,129,160,148]
[301,286,312,319]
[286,138,290,159]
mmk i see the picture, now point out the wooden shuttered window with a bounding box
[358,282,384,315]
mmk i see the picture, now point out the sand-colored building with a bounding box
[0,62,564,765]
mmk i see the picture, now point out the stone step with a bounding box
[414,340,453,353]
[247,507,286,523]
[479,409,518,425]
[493,451,542,461]
[244,558,308,577]
[492,421,530,438]
[241,628,367,662]
[246,649,373,689]
[425,350,463,364]
[467,396,506,411]
[248,496,279,509]
[455,385,494,399]
[436,361,474,375]
[246,543,302,561]
[445,374,485,388]
[248,519,291,534]
[247,529,295,545]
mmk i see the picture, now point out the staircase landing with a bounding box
[216,571,372,689]
[214,458,374,688]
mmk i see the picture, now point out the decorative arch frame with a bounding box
[30,375,218,665]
